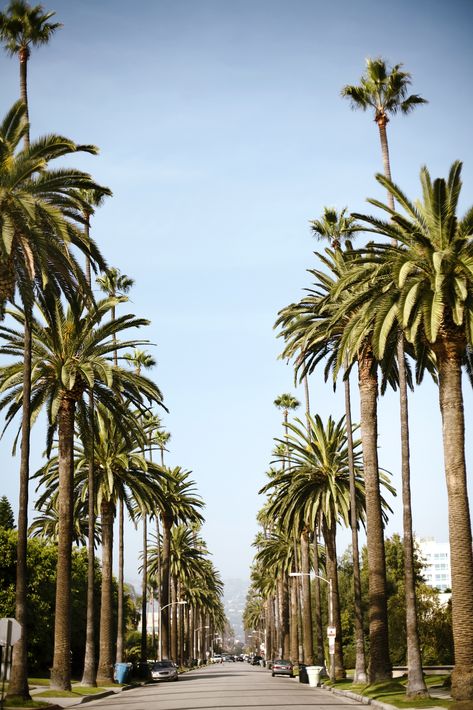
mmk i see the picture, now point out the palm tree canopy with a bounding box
[0,292,166,452]
[349,161,473,352]
[0,0,61,58]
[341,57,427,124]
[310,207,357,248]
[0,101,108,313]
[156,466,205,527]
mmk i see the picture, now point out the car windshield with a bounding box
[151,661,173,669]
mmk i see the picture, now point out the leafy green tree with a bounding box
[0,496,15,529]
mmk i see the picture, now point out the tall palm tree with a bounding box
[0,292,164,690]
[157,467,205,659]
[342,58,427,694]
[263,414,394,679]
[0,7,61,694]
[348,163,473,701]
[0,100,106,699]
[35,404,168,684]
[292,206,367,680]
[276,244,399,681]
[97,269,135,665]
[0,0,61,146]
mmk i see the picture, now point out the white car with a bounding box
[149,660,178,681]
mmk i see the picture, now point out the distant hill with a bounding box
[223,578,249,641]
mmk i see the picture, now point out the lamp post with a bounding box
[290,572,334,680]
[194,625,209,664]
[158,600,187,661]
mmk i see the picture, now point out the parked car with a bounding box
[149,660,178,682]
[271,659,294,678]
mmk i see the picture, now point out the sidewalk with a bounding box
[28,682,135,708]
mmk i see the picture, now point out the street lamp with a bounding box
[158,600,187,661]
[290,572,334,680]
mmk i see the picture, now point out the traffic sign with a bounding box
[327,626,336,638]
[0,618,21,646]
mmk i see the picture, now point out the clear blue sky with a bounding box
[1,0,472,588]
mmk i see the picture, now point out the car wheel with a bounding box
[290,673,294,678]
[272,672,275,677]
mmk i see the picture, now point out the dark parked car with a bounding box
[149,660,178,682]
[271,659,294,678]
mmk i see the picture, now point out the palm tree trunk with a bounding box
[161,518,171,659]
[398,340,428,697]
[116,500,124,663]
[300,530,314,665]
[81,387,97,686]
[344,368,367,683]
[170,577,178,661]
[322,519,345,680]
[289,574,298,664]
[50,396,76,691]
[19,48,30,139]
[437,345,473,701]
[141,514,148,663]
[376,118,393,196]
[281,574,290,658]
[357,348,391,681]
[96,499,115,684]
[313,525,324,666]
[7,315,32,701]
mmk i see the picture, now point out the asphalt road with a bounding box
[83,663,363,710]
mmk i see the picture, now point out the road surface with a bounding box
[84,662,363,710]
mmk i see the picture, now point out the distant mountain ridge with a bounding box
[223,578,248,641]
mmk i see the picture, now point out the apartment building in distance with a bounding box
[417,537,451,592]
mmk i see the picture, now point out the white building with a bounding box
[417,538,451,592]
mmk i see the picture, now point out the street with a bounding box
[84,663,363,710]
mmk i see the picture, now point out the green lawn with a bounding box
[329,677,451,709]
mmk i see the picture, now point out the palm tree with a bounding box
[276,244,398,681]
[97,269,135,666]
[288,207,367,680]
[341,57,427,191]
[0,0,61,146]
[342,59,428,694]
[348,162,473,701]
[0,100,106,699]
[0,292,165,690]
[36,404,168,684]
[157,467,205,659]
[264,414,394,679]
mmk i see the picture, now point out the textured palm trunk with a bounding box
[280,574,290,658]
[115,500,124,663]
[358,347,391,681]
[170,577,178,661]
[300,530,314,665]
[397,340,428,697]
[19,48,30,136]
[289,574,299,664]
[96,499,115,684]
[322,519,345,679]
[50,396,76,690]
[265,597,274,663]
[161,517,171,658]
[376,117,393,188]
[344,370,367,683]
[313,526,324,665]
[81,385,97,686]
[7,316,32,701]
[140,514,148,663]
[436,342,473,701]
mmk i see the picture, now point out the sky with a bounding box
[1,0,473,592]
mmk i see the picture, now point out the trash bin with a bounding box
[114,662,132,684]
[299,663,309,684]
[306,665,323,687]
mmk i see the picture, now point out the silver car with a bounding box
[149,660,178,682]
